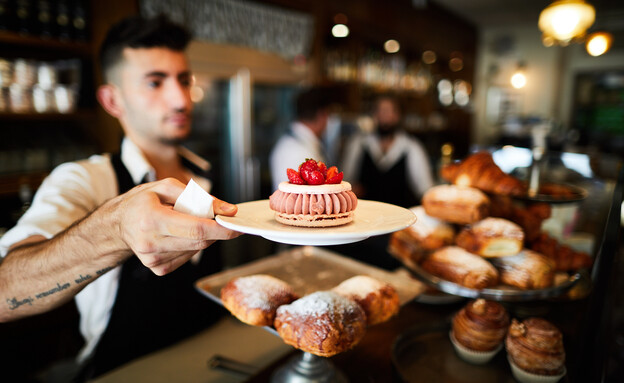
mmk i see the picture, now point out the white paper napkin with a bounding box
[173,179,215,219]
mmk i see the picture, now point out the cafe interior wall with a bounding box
[471,22,624,149]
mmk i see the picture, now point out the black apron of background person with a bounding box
[327,147,419,272]
[84,153,226,378]
[358,148,419,208]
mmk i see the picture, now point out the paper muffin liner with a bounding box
[449,331,502,365]
[507,355,566,383]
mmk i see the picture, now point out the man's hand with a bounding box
[103,178,240,275]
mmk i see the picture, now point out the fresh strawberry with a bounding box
[299,159,319,184]
[326,166,343,184]
[326,166,337,179]
[299,158,318,173]
[287,168,305,184]
[304,170,325,185]
[317,161,328,179]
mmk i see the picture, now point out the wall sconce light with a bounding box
[538,0,595,46]
[332,24,349,38]
[510,62,527,89]
[586,31,613,56]
[422,50,437,64]
[332,13,349,38]
[384,39,400,53]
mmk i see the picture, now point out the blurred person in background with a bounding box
[0,14,240,381]
[342,94,434,208]
[269,86,334,190]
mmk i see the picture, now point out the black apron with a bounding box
[358,148,419,208]
[327,146,417,271]
[84,153,225,378]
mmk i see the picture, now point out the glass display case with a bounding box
[395,147,620,301]
[388,146,623,383]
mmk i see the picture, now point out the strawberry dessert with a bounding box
[269,159,358,227]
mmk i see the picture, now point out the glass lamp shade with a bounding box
[538,0,595,44]
[586,31,613,56]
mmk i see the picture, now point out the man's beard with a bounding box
[159,136,187,146]
[376,123,399,138]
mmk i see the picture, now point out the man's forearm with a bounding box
[0,205,130,322]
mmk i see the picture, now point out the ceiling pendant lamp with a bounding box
[585,31,613,56]
[538,0,595,46]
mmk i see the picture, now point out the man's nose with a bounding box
[167,81,191,110]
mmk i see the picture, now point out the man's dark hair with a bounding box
[99,14,192,82]
[295,87,334,121]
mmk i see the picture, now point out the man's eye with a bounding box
[180,78,191,87]
[148,80,162,88]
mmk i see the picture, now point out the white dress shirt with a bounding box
[0,138,211,363]
[341,131,434,198]
[269,122,326,190]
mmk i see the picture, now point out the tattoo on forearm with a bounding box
[75,274,93,284]
[35,282,71,299]
[96,266,114,276]
[6,264,121,311]
[7,296,34,310]
[6,281,72,310]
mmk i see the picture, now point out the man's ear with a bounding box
[96,84,123,118]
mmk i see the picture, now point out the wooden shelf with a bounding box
[0,108,97,121]
[0,171,49,197]
[0,31,91,56]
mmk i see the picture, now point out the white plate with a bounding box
[216,199,416,246]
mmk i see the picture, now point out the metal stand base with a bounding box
[271,352,348,383]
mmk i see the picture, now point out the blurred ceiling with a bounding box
[431,0,624,31]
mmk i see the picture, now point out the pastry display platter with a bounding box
[195,246,427,335]
[514,182,588,204]
[392,320,519,383]
[216,200,416,246]
[396,255,584,302]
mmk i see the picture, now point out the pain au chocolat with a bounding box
[274,291,367,357]
[220,274,298,326]
[491,250,555,289]
[455,217,524,258]
[422,185,490,225]
[420,246,499,289]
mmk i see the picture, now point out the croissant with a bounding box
[420,246,499,289]
[452,299,509,352]
[505,317,565,376]
[492,250,555,289]
[528,232,593,271]
[441,152,526,196]
[488,194,551,243]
